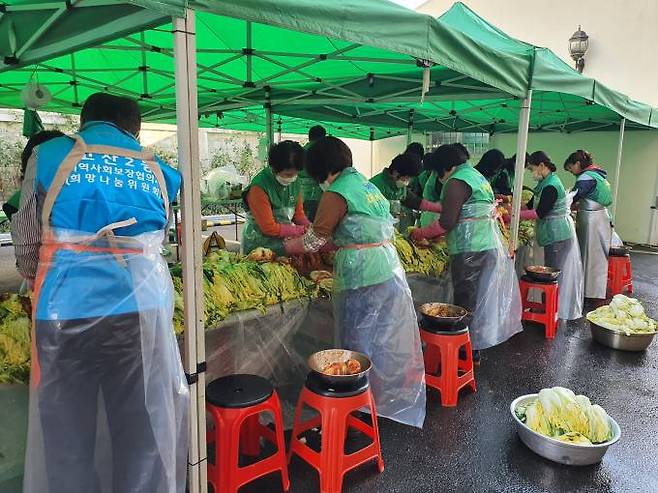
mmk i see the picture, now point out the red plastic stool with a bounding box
[519,276,559,339]
[206,374,290,493]
[420,327,477,407]
[607,254,633,297]
[288,372,384,493]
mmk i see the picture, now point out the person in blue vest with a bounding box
[13,93,189,493]
[564,150,613,301]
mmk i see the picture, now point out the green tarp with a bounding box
[0,1,655,139]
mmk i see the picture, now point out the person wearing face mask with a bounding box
[370,153,442,231]
[519,151,584,319]
[563,149,613,302]
[242,140,309,256]
[283,136,426,428]
[410,144,522,364]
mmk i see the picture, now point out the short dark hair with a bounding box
[528,151,557,172]
[21,130,65,179]
[80,92,141,136]
[425,143,469,176]
[404,142,425,159]
[308,125,327,142]
[475,148,506,178]
[268,140,305,173]
[305,136,352,182]
[390,153,421,177]
[564,149,592,170]
[505,152,529,173]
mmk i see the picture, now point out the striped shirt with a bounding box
[11,149,41,280]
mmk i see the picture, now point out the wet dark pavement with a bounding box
[240,252,658,493]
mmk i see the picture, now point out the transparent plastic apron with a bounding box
[576,198,612,299]
[24,136,189,493]
[332,215,426,428]
[539,196,584,320]
[451,203,523,349]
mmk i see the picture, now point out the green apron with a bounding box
[329,167,398,292]
[242,167,301,256]
[440,163,496,256]
[419,171,441,227]
[369,170,415,232]
[534,172,573,247]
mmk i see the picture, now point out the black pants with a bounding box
[544,238,571,284]
[451,249,497,327]
[35,311,165,493]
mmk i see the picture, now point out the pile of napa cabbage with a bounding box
[587,294,657,335]
[515,387,613,445]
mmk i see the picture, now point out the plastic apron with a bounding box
[332,214,426,428]
[449,202,523,349]
[242,205,294,257]
[24,136,189,493]
[576,198,612,299]
[536,195,584,320]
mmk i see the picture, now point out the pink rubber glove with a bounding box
[278,223,306,238]
[411,220,446,242]
[295,216,311,227]
[520,209,539,221]
[419,199,442,213]
[283,235,306,255]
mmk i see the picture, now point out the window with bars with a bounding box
[427,132,490,159]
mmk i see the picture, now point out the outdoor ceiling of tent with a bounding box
[0,1,656,140]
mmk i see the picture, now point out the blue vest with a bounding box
[34,122,181,321]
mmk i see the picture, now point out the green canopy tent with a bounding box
[2,2,657,490]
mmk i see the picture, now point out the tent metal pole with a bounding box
[406,110,414,145]
[265,105,274,149]
[173,10,208,493]
[510,91,533,253]
[246,21,253,85]
[370,128,375,177]
[611,118,626,221]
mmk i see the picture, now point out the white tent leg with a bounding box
[510,91,533,253]
[370,128,375,177]
[406,110,414,145]
[611,118,626,221]
[265,105,274,149]
[173,10,208,493]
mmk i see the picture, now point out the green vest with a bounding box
[440,163,496,255]
[369,169,415,231]
[582,169,613,207]
[298,168,323,203]
[242,167,301,256]
[420,171,441,227]
[329,167,398,291]
[300,141,323,203]
[534,173,573,247]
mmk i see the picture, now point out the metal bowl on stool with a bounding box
[511,394,621,466]
[308,349,372,387]
[419,302,468,332]
[588,320,656,352]
[525,265,561,283]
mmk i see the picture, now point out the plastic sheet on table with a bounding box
[198,298,334,427]
[406,271,453,309]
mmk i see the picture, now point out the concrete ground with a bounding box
[1,246,656,492]
[238,252,658,493]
